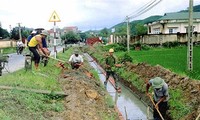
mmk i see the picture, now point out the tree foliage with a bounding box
[0,27,9,39]
[99,28,109,37]
[79,32,87,42]
[135,23,147,35]
[115,25,126,36]
[10,27,30,40]
[10,28,19,40]
[61,31,80,44]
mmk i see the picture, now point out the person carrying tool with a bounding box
[146,77,169,120]
[104,48,121,89]
[28,30,49,70]
[68,49,83,69]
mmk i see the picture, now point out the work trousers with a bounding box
[153,101,168,120]
[29,47,40,64]
[71,62,81,69]
[106,71,118,88]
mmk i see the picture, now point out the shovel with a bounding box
[48,56,66,63]
[148,95,164,120]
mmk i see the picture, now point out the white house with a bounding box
[146,12,200,34]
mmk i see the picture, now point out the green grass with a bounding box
[115,46,200,80]
[0,47,17,54]
[169,89,192,120]
[0,49,75,119]
[0,90,64,120]
[0,47,30,55]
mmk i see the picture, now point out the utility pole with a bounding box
[126,16,130,52]
[18,23,22,41]
[187,0,193,71]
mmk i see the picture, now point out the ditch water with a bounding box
[84,53,153,120]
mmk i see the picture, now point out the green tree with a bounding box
[10,27,19,40]
[61,31,80,44]
[135,23,147,35]
[0,27,9,39]
[115,26,126,36]
[79,32,87,42]
[21,27,30,38]
[99,28,109,37]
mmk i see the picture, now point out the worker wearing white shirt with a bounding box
[68,50,83,69]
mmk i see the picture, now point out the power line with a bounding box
[120,0,162,24]
[129,0,163,19]
[127,0,157,17]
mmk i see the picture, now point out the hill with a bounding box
[180,4,200,12]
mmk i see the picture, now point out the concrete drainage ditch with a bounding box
[84,53,153,120]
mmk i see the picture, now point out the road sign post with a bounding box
[49,10,61,59]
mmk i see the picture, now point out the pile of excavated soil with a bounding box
[125,62,200,119]
[44,64,120,120]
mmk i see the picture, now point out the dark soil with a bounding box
[44,63,120,120]
[121,62,200,120]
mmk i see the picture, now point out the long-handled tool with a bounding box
[48,56,66,63]
[148,95,164,120]
[196,113,200,120]
[47,56,70,69]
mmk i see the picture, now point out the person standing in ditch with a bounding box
[104,48,121,89]
[146,77,169,120]
[68,49,83,69]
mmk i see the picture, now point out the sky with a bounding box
[0,0,200,32]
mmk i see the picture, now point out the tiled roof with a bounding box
[159,12,200,20]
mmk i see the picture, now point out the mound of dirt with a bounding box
[44,65,120,120]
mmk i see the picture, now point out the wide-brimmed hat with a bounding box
[40,30,48,36]
[31,30,37,34]
[151,77,165,89]
[74,49,79,54]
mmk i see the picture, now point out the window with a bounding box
[168,28,177,34]
[153,28,160,34]
[149,26,151,33]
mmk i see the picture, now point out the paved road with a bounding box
[2,46,64,75]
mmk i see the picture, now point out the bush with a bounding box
[141,44,151,50]
[104,43,126,52]
[162,41,180,48]
[118,52,133,63]
[132,43,151,51]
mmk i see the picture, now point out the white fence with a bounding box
[0,39,17,48]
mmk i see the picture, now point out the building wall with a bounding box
[148,20,200,34]
[0,40,17,48]
[110,33,200,45]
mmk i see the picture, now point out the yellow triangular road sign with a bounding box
[49,11,61,22]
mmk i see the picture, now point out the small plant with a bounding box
[141,44,151,50]
[118,52,133,63]
[105,95,115,108]
[162,41,180,48]
[104,43,126,52]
